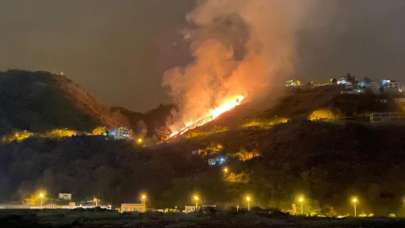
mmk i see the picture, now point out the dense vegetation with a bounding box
[0,70,174,137]
[1,70,405,217]
[0,70,101,133]
[1,122,405,216]
[1,209,404,228]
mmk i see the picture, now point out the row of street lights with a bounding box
[34,190,361,217]
[35,187,361,216]
[221,167,361,216]
[295,195,360,217]
[192,193,253,211]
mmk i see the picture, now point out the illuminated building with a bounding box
[107,127,133,140]
[208,155,227,166]
[285,80,302,88]
[120,203,146,213]
[58,193,72,201]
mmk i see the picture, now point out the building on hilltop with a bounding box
[58,193,72,201]
[285,80,302,88]
[208,155,227,166]
[369,112,405,123]
[380,80,403,95]
[106,127,133,140]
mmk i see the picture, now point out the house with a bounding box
[337,78,354,90]
[107,127,133,140]
[208,155,227,166]
[183,205,197,213]
[120,203,146,213]
[380,80,403,94]
[369,112,405,123]
[182,205,217,213]
[58,193,72,201]
[285,80,302,88]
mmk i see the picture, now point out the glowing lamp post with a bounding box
[245,195,252,211]
[223,167,229,174]
[93,197,99,207]
[140,193,147,205]
[38,192,45,208]
[136,137,143,145]
[297,196,305,215]
[193,194,200,211]
[351,196,359,217]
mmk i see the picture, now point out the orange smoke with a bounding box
[163,0,323,137]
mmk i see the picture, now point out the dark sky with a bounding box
[1,0,404,112]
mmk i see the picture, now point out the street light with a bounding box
[297,195,305,215]
[140,193,147,205]
[223,167,229,174]
[136,137,143,145]
[351,196,359,217]
[192,194,200,211]
[93,197,99,207]
[38,192,46,208]
[245,195,252,211]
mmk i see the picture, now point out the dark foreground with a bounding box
[0,209,404,228]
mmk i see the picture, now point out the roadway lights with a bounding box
[140,193,147,205]
[297,195,305,215]
[136,137,143,145]
[223,167,229,174]
[245,195,252,211]
[192,194,200,211]
[93,197,99,207]
[351,196,359,217]
[38,191,46,208]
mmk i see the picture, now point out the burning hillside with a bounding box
[168,95,245,138]
[162,0,322,139]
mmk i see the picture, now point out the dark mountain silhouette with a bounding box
[0,70,175,136]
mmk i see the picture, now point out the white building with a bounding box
[285,80,302,88]
[380,80,403,94]
[107,127,133,140]
[58,193,72,201]
[183,205,197,213]
[120,203,146,213]
[369,112,405,123]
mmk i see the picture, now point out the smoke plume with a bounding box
[163,0,322,131]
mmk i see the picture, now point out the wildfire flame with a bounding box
[168,95,245,138]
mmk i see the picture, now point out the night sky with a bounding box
[1,0,404,111]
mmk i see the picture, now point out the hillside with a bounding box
[1,75,405,216]
[0,70,120,134]
[1,122,405,216]
[0,70,174,137]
